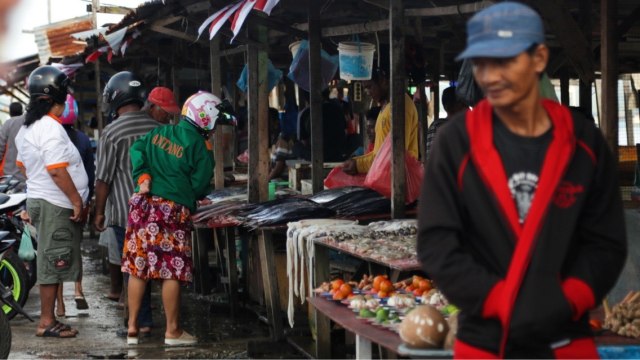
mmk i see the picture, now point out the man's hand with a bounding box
[94,213,106,232]
[69,201,83,222]
[19,210,30,224]
[342,159,358,175]
[138,179,150,194]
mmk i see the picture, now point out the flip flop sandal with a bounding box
[75,295,89,310]
[36,321,77,338]
[57,321,79,335]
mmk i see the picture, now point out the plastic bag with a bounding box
[236,58,282,93]
[456,58,484,107]
[363,135,424,204]
[18,224,36,261]
[324,166,366,188]
[288,40,338,92]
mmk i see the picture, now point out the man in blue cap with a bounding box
[417,2,626,358]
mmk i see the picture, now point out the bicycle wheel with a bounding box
[0,251,29,320]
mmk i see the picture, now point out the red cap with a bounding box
[148,87,180,114]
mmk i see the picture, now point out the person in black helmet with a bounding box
[94,71,158,339]
[15,65,90,338]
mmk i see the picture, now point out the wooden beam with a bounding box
[294,19,390,37]
[579,0,592,112]
[406,1,495,17]
[88,4,131,15]
[149,25,200,43]
[532,0,594,85]
[211,36,225,190]
[601,0,618,154]
[362,0,494,15]
[218,45,247,57]
[618,4,640,38]
[152,15,183,28]
[250,11,307,39]
[390,0,406,218]
[309,0,324,194]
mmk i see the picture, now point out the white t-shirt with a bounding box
[15,115,89,209]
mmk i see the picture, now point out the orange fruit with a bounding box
[412,275,423,288]
[418,279,431,291]
[373,275,387,291]
[339,283,352,295]
[380,280,393,293]
[331,279,344,290]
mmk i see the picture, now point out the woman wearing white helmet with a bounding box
[122,91,219,346]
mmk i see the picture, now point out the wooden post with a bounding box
[308,0,324,194]
[601,0,618,155]
[579,0,592,114]
[560,71,570,106]
[248,26,269,203]
[390,0,406,218]
[91,0,103,133]
[210,36,225,190]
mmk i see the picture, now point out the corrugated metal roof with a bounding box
[34,15,94,64]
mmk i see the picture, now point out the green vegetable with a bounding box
[359,309,375,318]
[443,304,459,316]
[376,308,389,322]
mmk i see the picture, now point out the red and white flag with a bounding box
[85,46,109,63]
[198,1,243,40]
[254,0,279,15]
[104,27,128,55]
[230,0,256,41]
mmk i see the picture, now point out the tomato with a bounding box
[406,285,415,292]
[589,319,602,330]
[373,275,387,291]
[378,290,389,298]
[380,280,393,293]
[331,279,344,290]
[339,283,352,295]
[333,291,346,300]
[413,289,424,296]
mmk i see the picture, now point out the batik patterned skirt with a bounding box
[121,194,193,282]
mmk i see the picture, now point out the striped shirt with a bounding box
[95,111,159,227]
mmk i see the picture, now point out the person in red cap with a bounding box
[144,87,181,124]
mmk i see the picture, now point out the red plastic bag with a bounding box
[324,166,366,188]
[363,135,424,203]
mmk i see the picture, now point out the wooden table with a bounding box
[309,296,452,359]
[192,221,242,317]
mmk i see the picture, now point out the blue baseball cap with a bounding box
[456,2,545,61]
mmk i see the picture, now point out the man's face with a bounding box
[471,45,548,109]
[150,104,171,124]
[363,78,388,104]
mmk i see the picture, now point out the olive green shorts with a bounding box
[27,199,82,285]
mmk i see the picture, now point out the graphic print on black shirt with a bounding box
[493,115,552,223]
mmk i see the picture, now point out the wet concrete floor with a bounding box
[8,236,280,359]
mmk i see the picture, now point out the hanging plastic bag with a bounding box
[18,224,36,261]
[236,58,282,93]
[456,58,484,107]
[363,135,424,204]
[288,40,338,92]
[324,166,366,188]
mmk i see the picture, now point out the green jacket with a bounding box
[130,120,214,212]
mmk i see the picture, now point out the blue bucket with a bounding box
[338,41,376,81]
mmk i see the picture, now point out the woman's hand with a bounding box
[342,159,358,175]
[138,179,151,194]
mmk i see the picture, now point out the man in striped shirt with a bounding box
[94,72,160,336]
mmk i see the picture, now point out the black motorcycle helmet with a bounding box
[102,71,146,119]
[28,65,71,104]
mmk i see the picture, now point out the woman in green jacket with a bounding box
[123,91,219,346]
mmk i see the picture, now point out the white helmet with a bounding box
[181,91,222,132]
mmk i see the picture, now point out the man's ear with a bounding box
[533,44,549,75]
